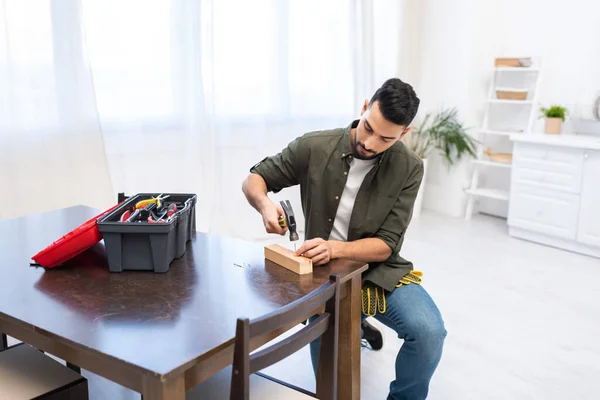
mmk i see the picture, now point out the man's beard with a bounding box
[353,134,378,160]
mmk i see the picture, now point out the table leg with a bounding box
[142,374,185,400]
[337,275,361,400]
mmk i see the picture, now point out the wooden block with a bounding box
[264,244,312,275]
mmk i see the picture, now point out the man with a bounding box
[242,78,446,400]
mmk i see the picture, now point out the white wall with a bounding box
[413,0,600,218]
[104,118,349,242]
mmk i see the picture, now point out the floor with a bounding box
[257,211,600,400]
[7,211,600,399]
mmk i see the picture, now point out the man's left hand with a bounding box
[295,238,338,266]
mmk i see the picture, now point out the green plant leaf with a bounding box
[539,105,568,121]
[404,107,478,165]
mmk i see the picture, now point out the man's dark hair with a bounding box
[369,78,420,127]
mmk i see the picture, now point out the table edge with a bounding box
[0,311,159,376]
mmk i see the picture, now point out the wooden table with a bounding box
[0,206,367,399]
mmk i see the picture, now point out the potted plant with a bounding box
[402,108,478,218]
[539,105,567,135]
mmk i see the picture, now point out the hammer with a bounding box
[278,200,299,250]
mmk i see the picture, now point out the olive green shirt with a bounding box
[250,120,424,292]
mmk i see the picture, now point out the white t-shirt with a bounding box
[329,157,377,242]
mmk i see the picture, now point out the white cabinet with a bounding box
[508,138,600,258]
[577,151,600,247]
[511,143,583,193]
[509,184,580,239]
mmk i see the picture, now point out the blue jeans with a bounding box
[309,283,446,400]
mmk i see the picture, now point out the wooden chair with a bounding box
[187,273,341,400]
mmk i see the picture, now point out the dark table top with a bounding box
[0,206,366,376]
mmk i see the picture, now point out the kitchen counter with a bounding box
[507,135,600,258]
[510,133,600,150]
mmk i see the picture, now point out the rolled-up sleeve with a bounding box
[374,162,424,254]
[249,136,308,193]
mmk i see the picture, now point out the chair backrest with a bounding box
[230,273,340,400]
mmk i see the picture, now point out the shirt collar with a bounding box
[341,119,385,164]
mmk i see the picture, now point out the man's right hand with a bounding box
[242,173,288,236]
[260,201,288,235]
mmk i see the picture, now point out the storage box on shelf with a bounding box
[484,148,513,164]
[494,57,532,68]
[496,88,528,101]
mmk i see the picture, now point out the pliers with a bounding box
[148,203,177,223]
[134,193,170,210]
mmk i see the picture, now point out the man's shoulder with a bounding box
[287,126,347,157]
[387,140,423,169]
[378,141,424,195]
[296,126,346,146]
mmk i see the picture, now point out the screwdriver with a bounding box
[128,202,156,222]
[149,203,178,223]
[166,203,179,222]
[166,203,177,217]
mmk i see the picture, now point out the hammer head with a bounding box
[280,200,299,242]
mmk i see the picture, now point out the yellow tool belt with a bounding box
[361,271,423,317]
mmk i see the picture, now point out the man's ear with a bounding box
[361,99,369,115]
[399,127,411,140]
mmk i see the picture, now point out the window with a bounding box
[210,0,278,118]
[288,0,353,117]
[3,0,365,130]
[82,0,173,125]
[0,0,57,130]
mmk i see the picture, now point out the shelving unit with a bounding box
[465,188,510,201]
[479,129,518,137]
[486,99,534,105]
[494,67,540,72]
[471,159,512,169]
[465,60,542,220]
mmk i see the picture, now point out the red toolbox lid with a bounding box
[31,203,121,268]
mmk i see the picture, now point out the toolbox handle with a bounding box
[169,197,194,222]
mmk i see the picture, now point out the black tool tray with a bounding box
[97,193,197,273]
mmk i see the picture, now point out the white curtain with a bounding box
[0,0,114,219]
[1,0,412,240]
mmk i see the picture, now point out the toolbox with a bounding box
[97,193,197,273]
[31,203,121,268]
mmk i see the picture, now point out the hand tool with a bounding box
[147,208,166,223]
[147,214,166,223]
[135,194,170,210]
[165,203,177,217]
[148,204,172,223]
[126,208,142,222]
[152,203,179,223]
[128,202,157,223]
[120,208,133,222]
[278,200,299,252]
[141,203,157,221]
